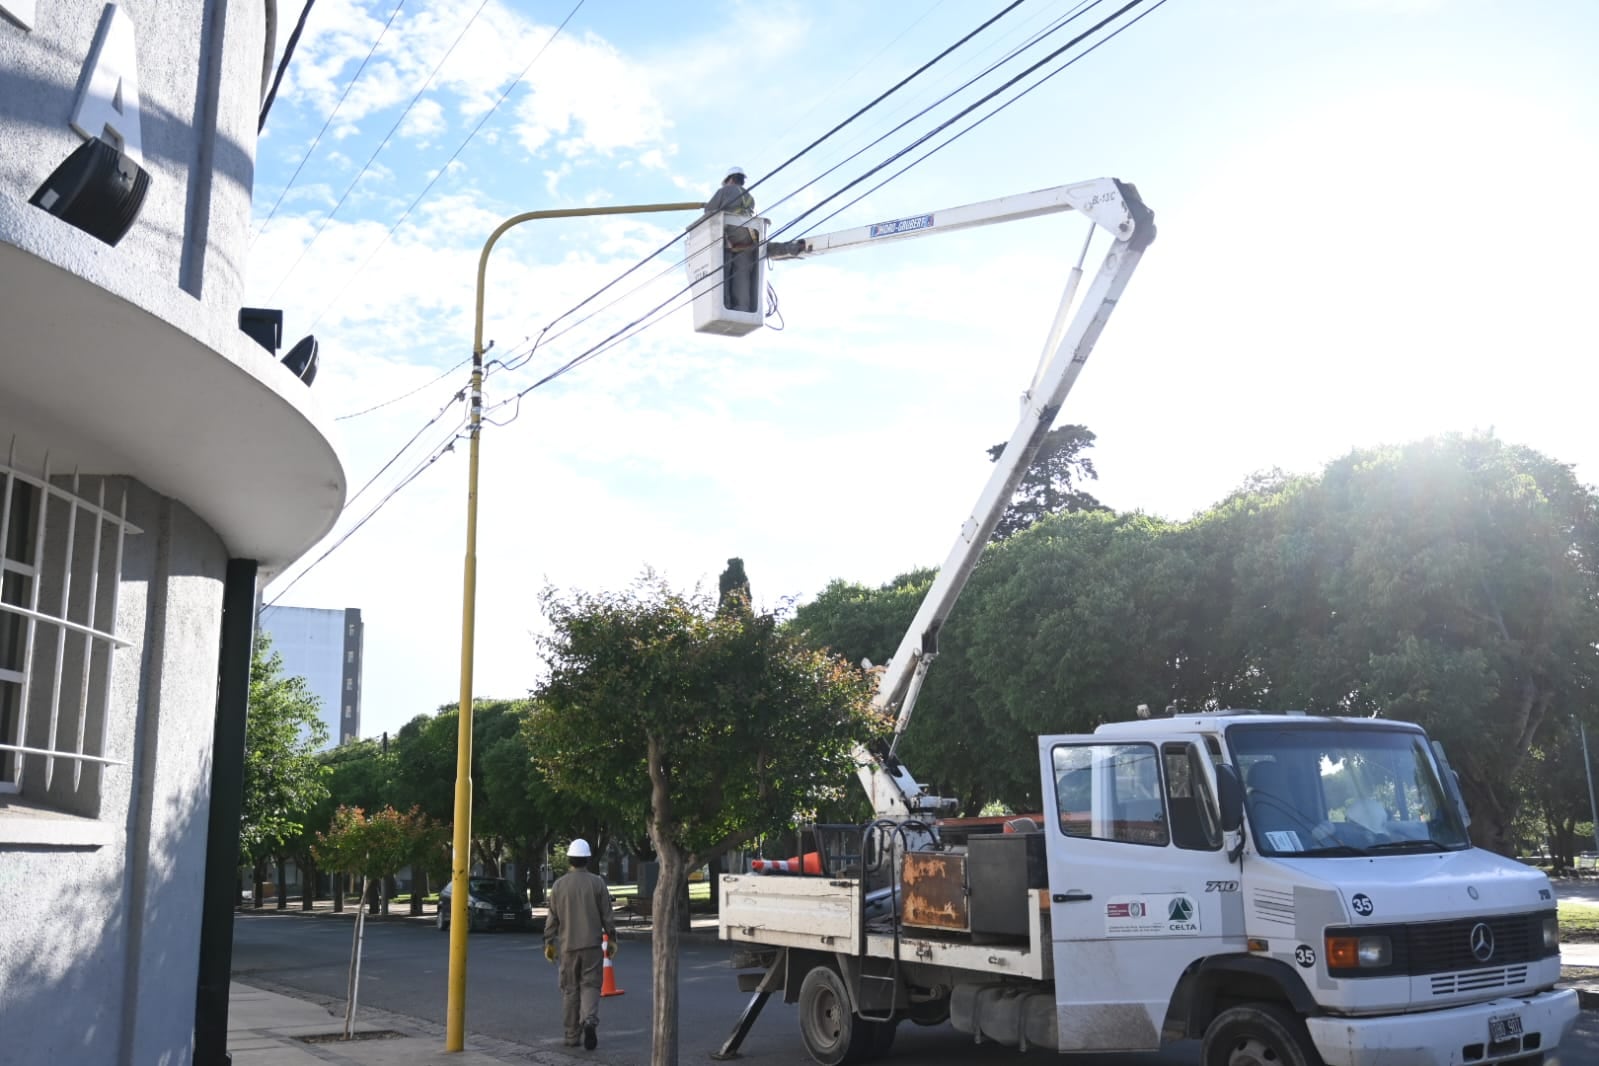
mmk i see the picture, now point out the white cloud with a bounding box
[401,99,447,139]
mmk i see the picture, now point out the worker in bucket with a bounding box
[543,838,618,1049]
[702,165,759,313]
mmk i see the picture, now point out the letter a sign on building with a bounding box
[71,4,145,164]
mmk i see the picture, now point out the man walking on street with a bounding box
[544,838,617,1050]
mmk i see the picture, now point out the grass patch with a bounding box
[1560,900,1599,942]
[607,882,712,902]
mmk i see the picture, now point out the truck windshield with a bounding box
[1227,722,1470,857]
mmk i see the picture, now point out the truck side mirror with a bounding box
[1214,763,1244,833]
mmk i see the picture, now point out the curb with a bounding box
[237,905,727,945]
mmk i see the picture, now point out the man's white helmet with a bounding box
[726,165,746,179]
[567,838,592,858]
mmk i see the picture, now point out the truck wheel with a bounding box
[1202,1003,1324,1066]
[798,965,869,1065]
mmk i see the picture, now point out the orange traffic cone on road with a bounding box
[749,852,823,875]
[601,935,625,997]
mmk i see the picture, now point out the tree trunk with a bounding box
[709,855,723,913]
[646,733,683,1066]
[411,869,427,916]
[253,858,265,909]
[301,859,316,910]
[275,858,288,910]
[366,878,381,916]
[333,873,345,913]
[649,842,686,1066]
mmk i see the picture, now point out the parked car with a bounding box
[437,877,533,932]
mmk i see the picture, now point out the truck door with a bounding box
[1037,734,1245,1052]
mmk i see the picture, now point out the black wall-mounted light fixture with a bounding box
[29,136,150,247]
[238,307,283,354]
[282,335,319,387]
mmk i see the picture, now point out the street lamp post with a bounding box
[445,200,702,1052]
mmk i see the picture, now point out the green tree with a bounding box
[987,424,1105,539]
[530,576,882,1066]
[1193,435,1599,854]
[718,557,751,612]
[241,633,330,896]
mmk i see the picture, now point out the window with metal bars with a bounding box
[0,446,137,814]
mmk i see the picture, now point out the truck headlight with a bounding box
[1326,934,1392,969]
[1543,916,1560,951]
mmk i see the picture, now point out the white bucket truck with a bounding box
[702,177,1580,1065]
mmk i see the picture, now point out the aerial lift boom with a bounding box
[764,179,1155,819]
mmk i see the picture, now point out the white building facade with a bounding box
[0,3,344,1064]
[259,605,363,747]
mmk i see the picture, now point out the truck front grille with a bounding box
[1405,913,1549,975]
[1429,965,1529,995]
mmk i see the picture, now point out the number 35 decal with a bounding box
[1294,944,1317,968]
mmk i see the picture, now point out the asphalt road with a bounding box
[232,912,1599,1065]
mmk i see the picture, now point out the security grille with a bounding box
[0,443,138,797]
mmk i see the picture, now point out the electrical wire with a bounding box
[304,0,589,333]
[264,0,493,304]
[758,0,1105,225]
[770,0,1150,245]
[259,0,318,134]
[335,354,473,421]
[749,0,1027,197]
[486,0,1036,375]
[264,417,466,607]
[262,0,1169,588]
[255,1,408,241]
[482,0,1166,419]
[344,388,462,511]
[491,0,1111,384]
[797,0,1173,242]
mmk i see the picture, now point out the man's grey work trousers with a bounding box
[559,946,603,1041]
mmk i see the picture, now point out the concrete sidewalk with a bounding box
[229,981,576,1065]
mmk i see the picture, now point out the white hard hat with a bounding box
[567,838,592,858]
[726,165,746,179]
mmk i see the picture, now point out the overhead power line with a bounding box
[255,1,408,240]
[277,0,1172,588]
[265,0,493,304]
[304,0,588,334]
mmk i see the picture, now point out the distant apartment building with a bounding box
[258,606,363,747]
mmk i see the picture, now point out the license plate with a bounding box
[1489,1013,1522,1044]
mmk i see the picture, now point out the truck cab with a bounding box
[1043,712,1575,1065]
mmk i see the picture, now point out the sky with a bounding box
[247,0,1599,741]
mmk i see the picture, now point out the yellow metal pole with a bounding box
[445,200,703,1052]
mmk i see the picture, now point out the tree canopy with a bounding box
[240,633,330,863]
[987,423,1105,539]
[793,434,1599,854]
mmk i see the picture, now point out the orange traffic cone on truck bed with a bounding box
[601,935,625,997]
[749,852,822,875]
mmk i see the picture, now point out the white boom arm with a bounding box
[772,179,1155,818]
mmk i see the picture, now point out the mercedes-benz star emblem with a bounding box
[1470,922,1495,963]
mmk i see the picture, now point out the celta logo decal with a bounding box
[1167,896,1197,931]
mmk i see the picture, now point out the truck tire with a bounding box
[798,965,869,1065]
[1201,1003,1324,1066]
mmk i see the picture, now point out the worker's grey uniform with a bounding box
[544,869,617,1042]
[703,184,758,313]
